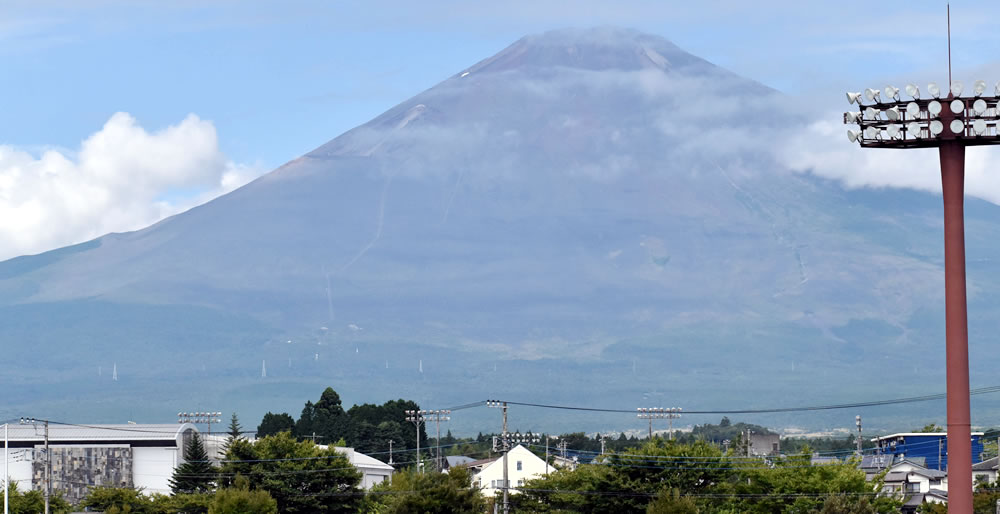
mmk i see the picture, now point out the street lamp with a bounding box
[844,72,1000,512]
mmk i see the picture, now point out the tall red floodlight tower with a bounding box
[843,23,999,514]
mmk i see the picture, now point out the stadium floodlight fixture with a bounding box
[973,99,987,115]
[887,124,901,139]
[885,85,900,101]
[929,100,943,117]
[973,119,987,136]
[950,99,965,114]
[929,119,944,136]
[886,106,901,121]
[906,102,921,118]
[928,82,941,98]
[950,119,965,135]
[847,129,861,142]
[844,111,862,124]
[847,91,863,104]
[865,88,881,102]
[864,126,879,140]
[865,106,879,120]
[906,84,920,99]
[974,80,987,97]
[907,122,923,138]
[951,81,964,97]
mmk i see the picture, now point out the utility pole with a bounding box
[600,434,606,455]
[4,422,8,514]
[487,400,511,514]
[545,435,557,475]
[20,419,49,514]
[856,415,863,456]
[746,429,753,458]
[423,410,451,472]
[404,410,426,474]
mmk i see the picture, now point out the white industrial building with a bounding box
[2,423,196,503]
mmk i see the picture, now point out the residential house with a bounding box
[972,456,997,485]
[877,460,948,514]
[469,445,549,496]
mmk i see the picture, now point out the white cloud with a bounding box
[778,114,1000,205]
[0,112,264,261]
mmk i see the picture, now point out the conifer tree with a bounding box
[169,432,218,494]
[221,413,244,457]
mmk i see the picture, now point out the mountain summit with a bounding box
[2,28,998,429]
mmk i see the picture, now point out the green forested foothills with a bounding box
[256,387,426,460]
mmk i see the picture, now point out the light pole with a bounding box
[178,412,222,436]
[666,408,682,440]
[637,408,665,439]
[404,410,426,474]
[422,410,451,472]
[843,37,1000,511]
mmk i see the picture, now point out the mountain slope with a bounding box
[3,28,999,431]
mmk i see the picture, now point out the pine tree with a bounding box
[221,413,244,457]
[169,432,218,494]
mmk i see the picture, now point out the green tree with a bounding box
[221,413,244,457]
[646,488,699,514]
[169,432,218,494]
[3,482,71,514]
[257,412,295,437]
[79,486,159,514]
[916,423,944,433]
[209,476,278,514]
[219,431,362,513]
[364,467,484,513]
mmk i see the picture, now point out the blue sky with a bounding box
[1,0,999,259]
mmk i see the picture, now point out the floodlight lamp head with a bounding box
[950,119,965,135]
[886,106,900,121]
[974,80,987,97]
[847,92,862,104]
[973,119,987,136]
[905,84,920,99]
[928,82,941,98]
[884,85,900,101]
[907,122,922,138]
[865,88,881,102]
[906,102,920,118]
[844,111,861,124]
[886,124,900,139]
[973,99,987,115]
[865,107,878,120]
[950,99,965,115]
[928,100,942,117]
[951,81,964,97]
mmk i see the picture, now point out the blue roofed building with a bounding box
[872,432,984,471]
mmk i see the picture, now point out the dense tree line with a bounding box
[257,387,426,462]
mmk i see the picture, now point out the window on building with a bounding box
[517,480,523,487]
[905,482,920,493]
[771,443,778,453]
[517,461,522,471]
